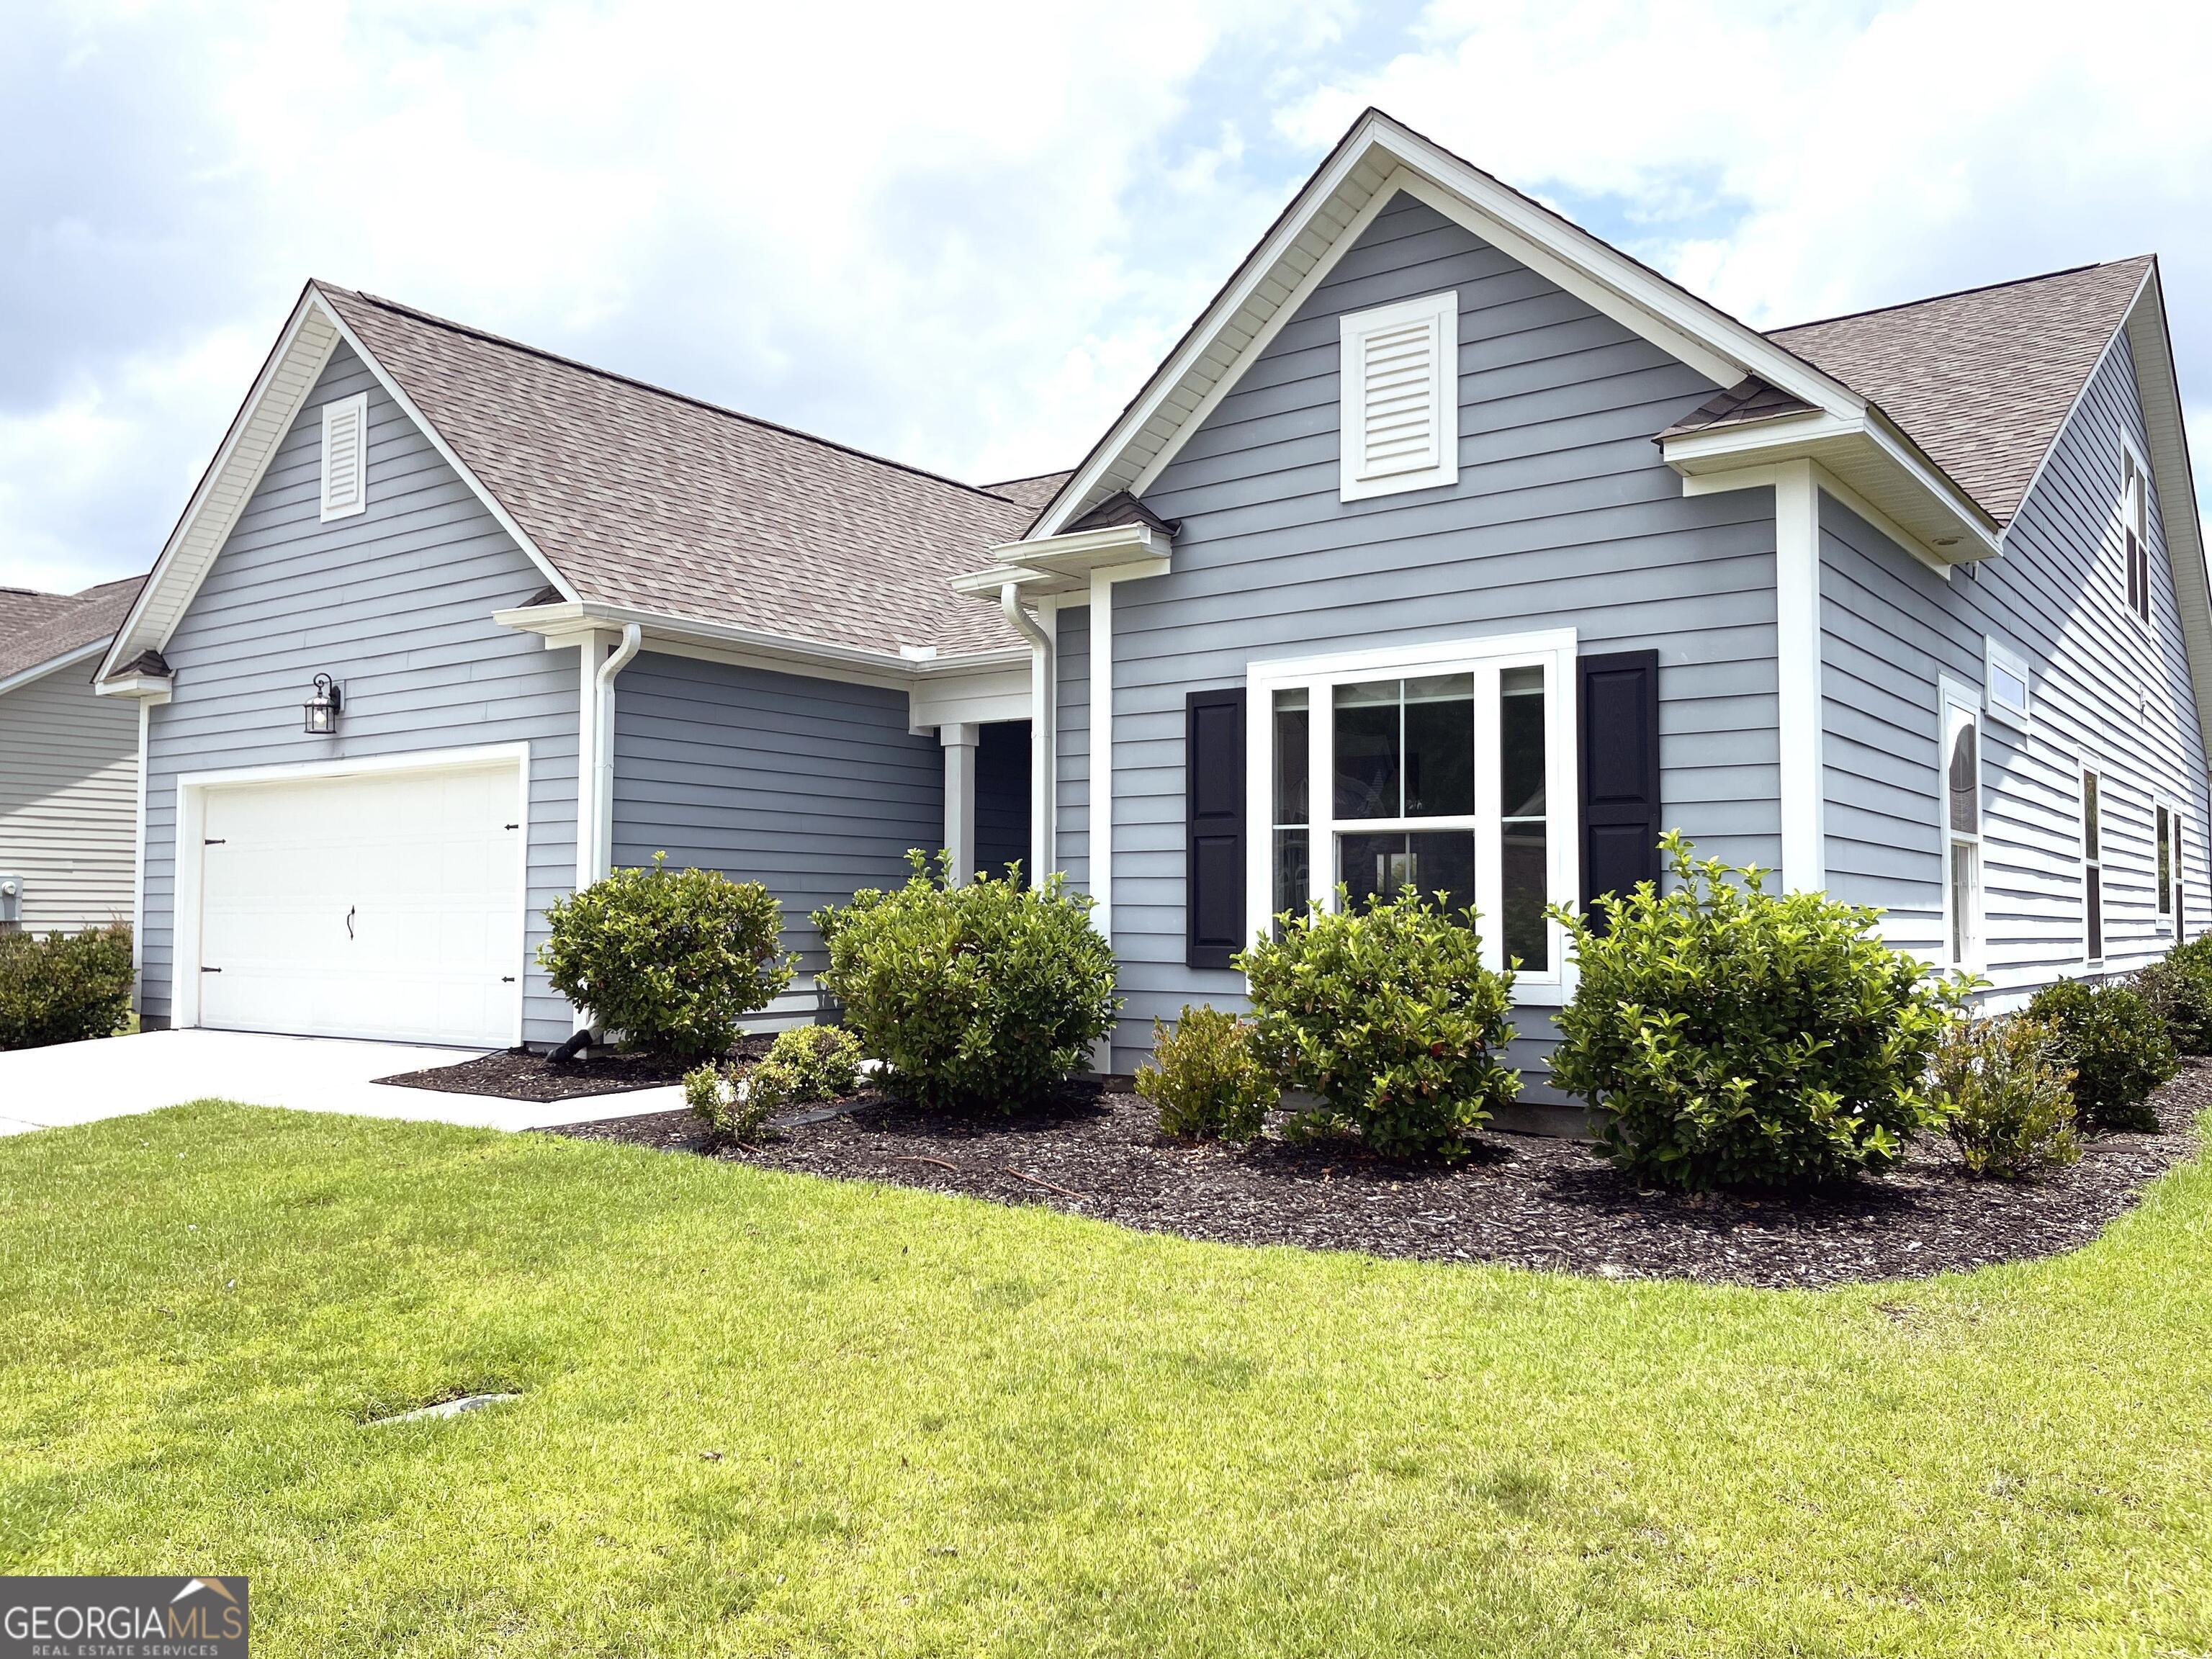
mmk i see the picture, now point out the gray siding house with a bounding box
[0,577,144,935]
[96,109,2208,1118]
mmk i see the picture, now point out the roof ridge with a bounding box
[1768,258,2147,336]
[315,282,1028,512]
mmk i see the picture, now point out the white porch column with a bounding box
[940,722,979,884]
[1774,459,1827,892]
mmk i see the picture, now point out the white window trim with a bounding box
[1937,675,1984,975]
[320,390,369,522]
[1982,635,2031,731]
[2082,759,2105,967]
[2120,429,2152,633]
[2154,791,2185,941]
[1339,289,1459,502]
[1244,627,1579,999]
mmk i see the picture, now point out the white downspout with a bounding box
[590,622,643,883]
[1002,583,1056,890]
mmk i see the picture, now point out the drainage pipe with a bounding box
[1001,583,1055,889]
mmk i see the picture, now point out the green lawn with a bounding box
[4,1105,2211,1656]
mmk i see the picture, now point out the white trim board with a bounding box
[169,742,532,1045]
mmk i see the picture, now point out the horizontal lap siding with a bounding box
[1055,608,1088,889]
[143,342,580,1043]
[1087,193,1777,1082]
[609,651,942,1002]
[0,667,138,932]
[1820,338,2209,991]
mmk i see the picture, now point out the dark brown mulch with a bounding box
[545,1061,2212,1288]
[377,1037,772,1104]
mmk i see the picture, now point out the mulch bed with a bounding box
[377,1038,772,1104]
[544,1061,2212,1289]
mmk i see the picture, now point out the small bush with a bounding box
[813,852,1118,1112]
[1931,1015,2082,1178]
[1136,1006,1273,1143]
[1548,833,1960,1192]
[539,854,793,1061]
[682,1061,775,1142]
[761,1025,865,1100]
[0,925,134,1051]
[2132,949,2212,1056]
[1236,886,1517,1159]
[2025,979,2177,1133]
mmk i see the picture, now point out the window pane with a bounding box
[2084,773,2100,860]
[2088,866,2104,960]
[1273,827,1309,924]
[1403,674,1473,817]
[1947,714,1978,837]
[1334,680,1401,819]
[1500,667,1546,818]
[2159,806,2172,913]
[1338,830,1474,914]
[1501,821,1547,971]
[1273,693,1308,827]
[1950,840,1978,966]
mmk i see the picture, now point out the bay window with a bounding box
[1249,630,1577,985]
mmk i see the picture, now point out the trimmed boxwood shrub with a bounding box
[1235,885,1518,1159]
[539,854,793,1060]
[0,924,134,1051]
[1136,1005,1272,1143]
[2025,978,2177,1133]
[1548,833,1959,1192]
[1931,1014,2082,1178]
[683,1025,865,1141]
[812,852,1118,1112]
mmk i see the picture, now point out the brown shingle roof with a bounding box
[316,284,1034,657]
[1655,376,1819,441]
[979,470,1074,517]
[1768,258,2152,524]
[0,577,144,688]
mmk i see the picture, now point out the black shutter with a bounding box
[1579,649,1661,922]
[1186,687,1246,969]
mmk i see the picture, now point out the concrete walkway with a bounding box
[0,1028,682,1137]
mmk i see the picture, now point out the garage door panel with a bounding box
[194,758,524,1048]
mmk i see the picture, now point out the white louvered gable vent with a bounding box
[1340,290,1458,501]
[320,392,369,521]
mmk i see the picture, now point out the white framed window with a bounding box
[2121,433,2152,627]
[1983,636,2031,729]
[1246,629,1578,989]
[320,391,369,522]
[2082,764,2105,964]
[2155,796,2186,941]
[1938,678,1983,973]
[1339,290,1459,502]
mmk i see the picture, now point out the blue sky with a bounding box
[6,0,2210,593]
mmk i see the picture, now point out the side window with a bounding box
[1941,688,1982,971]
[2159,801,2186,941]
[2121,439,2152,626]
[2084,768,2104,963]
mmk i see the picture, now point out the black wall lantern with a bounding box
[304,674,343,735]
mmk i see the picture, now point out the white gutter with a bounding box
[1000,582,1056,890]
[588,622,642,884]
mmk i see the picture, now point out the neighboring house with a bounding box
[0,577,144,934]
[95,109,2207,1128]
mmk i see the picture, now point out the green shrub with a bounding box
[2025,979,2177,1133]
[761,1025,865,1100]
[682,1061,775,1142]
[1235,886,1517,1159]
[1547,833,1959,1192]
[0,925,134,1051]
[539,854,793,1061]
[812,852,1118,1112]
[1136,1006,1274,1143]
[2131,950,2212,1056]
[1930,1015,2082,1178]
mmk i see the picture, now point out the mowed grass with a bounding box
[4,1106,2211,1656]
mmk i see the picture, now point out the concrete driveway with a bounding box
[0,1028,681,1137]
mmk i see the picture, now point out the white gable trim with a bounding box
[97,287,577,687]
[1038,112,1869,539]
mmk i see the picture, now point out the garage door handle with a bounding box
[201,966,222,973]
[346,904,356,940]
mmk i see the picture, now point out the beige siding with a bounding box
[0,659,138,933]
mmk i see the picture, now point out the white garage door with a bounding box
[193,760,524,1048]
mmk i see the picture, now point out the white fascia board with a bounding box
[94,673,172,706]
[989,521,1165,570]
[96,289,341,683]
[0,638,110,701]
[950,563,1065,596]
[313,292,578,606]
